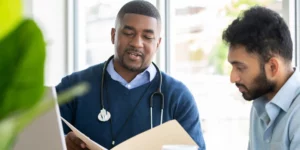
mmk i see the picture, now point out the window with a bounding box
[168,0,282,149]
[74,0,156,71]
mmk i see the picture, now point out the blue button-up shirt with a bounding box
[249,68,300,150]
[106,59,157,89]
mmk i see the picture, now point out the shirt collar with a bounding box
[269,68,300,112]
[254,67,300,115]
[106,59,157,84]
[253,96,268,120]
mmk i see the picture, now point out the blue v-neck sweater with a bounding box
[56,62,206,150]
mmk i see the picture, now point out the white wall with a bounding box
[23,0,68,86]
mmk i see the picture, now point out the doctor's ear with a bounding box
[111,28,116,44]
[157,37,161,49]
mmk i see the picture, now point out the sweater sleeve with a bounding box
[173,84,206,150]
[55,75,77,134]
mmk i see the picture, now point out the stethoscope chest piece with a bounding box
[98,108,111,122]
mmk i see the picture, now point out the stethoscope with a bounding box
[98,55,164,131]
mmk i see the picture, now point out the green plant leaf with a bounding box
[0,19,46,120]
[0,82,89,150]
[0,0,22,41]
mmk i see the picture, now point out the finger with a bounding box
[69,132,85,146]
[80,143,87,149]
[67,141,79,150]
[66,135,81,150]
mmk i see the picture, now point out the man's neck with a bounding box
[265,67,294,100]
[112,59,143,83]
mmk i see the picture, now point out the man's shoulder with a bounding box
[292,87,300,102]
[287,87,300,115]
[160,72,193,98]
[56,63,105,91]
[289,92,300,116]
[68,63,105,80]
[281,89,300,139]
[161,72,188,89]
[288,99,300,140]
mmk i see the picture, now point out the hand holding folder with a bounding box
[61,117,198,150]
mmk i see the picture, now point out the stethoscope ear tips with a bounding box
[98,108,111,122]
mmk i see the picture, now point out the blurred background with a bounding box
[23,0,300,149]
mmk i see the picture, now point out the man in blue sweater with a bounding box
[56,1,206,150]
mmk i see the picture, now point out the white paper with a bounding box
[61,117,107,150]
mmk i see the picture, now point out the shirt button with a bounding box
[127,84,131,88]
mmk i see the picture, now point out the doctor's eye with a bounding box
[144,36,151,39]
[144,35,154,40]
[123,31,134,37]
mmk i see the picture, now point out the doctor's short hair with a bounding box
[116,0,161,24]
[222,6,293,64]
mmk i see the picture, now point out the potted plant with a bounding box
[0,0,89,149]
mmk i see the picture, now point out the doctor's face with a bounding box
[228,45,276,101]
[111,13,161,72]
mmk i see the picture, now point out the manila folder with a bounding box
[112,120,198,150]
[61,117,197,150]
